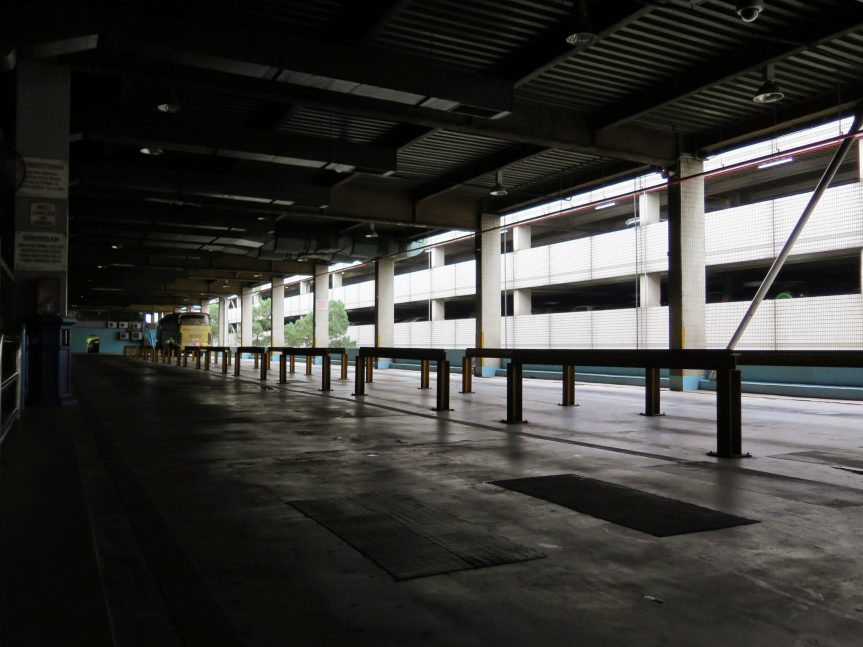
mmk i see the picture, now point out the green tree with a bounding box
[283,299,355,347]
[209,303,219,343]
[252,297,271,346]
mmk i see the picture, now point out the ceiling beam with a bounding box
[113,15,512,114]
[412,144,546,202]
[83,117,398,174]
[506,2,656,86]
[72,60,676,165]
[2,4,100,70]
[594,4,863,131]
[74,161,332,207]
[692,82,863,154]
[342,0,415,45]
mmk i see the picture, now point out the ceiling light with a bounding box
[757,157,794,170]
[595,201,617,210]
[565,0,596,46]
[139,147,164,156]
[489,170,508,197]
[736,1,763,23]
[156,89,182,114]
[753,65,784,104]
[365,223,379,239]
[110,244,121,249]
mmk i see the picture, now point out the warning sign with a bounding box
[15,231,67,271]
[30,203,57,228]
[17,158,68,199]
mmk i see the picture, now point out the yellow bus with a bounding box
[156,312,212,352]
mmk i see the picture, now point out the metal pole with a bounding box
[727,111,863,350]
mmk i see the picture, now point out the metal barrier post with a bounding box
[279,354,287,383]
[234,351,241,376]
[340,353,348,380]
[434,360,450,411]
[561,365,576,406]
[195,349,201,369]
[366,357,374,383]
[204,350,211,371]
[213,350,218,366]
[321,355,332,391]
[305,356,313,376]
[420,360,430,389]
[182,350,188,367]
[176,348,181,366]
[254,353,259,370]
[353,356,365,396]
[505,362,524,423]
[259,352,267,380]
[713,368,747,458]
[266,350,271,371]
[290,354,296,373]
[461,356,473,393]
[222,350,229,374]
[644,368,661,416]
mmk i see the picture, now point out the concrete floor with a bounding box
[4,354,863,646]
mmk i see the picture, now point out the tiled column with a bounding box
[475,213,501,375]
[375,258,394,366]
[240,290,253,346]
[313,265,329,347]
[667,155,706,391]
[271,279,285,347]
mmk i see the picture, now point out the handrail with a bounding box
[0,334,23,453]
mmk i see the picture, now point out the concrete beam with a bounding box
[595,5,863,131]
[125,16,512,114]
[75,161,331,207]
[74,60,675,166]
[85,118,398,174]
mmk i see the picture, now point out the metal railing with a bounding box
[0,334,23,453]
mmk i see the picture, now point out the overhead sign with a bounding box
[17,157,68,199]
[15,231,67,272]
[29,202,57,228]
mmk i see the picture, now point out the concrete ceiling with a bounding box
[3,0,862,309]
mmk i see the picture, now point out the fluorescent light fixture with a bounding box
[595,201,617,210]
[624,216,640,227]
[757,157,794,169]
[364,223,379,239]
[565,0,596,46]
[140,147,164,156]
[753,65,784,104]
[489,170,508,197]
[157,89,182,114]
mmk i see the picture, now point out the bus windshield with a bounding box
[180,314,210,325]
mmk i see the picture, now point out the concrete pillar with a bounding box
[375,258,395,354]
[13,61,71,323]
[429,246,445,268]
[427,246,446,322]
[511,225,532,316]
[313,265,329,347]
[638,192,661,308]
[218,297,228,346]
[300,280,310,295]
[513,289,532,316]
[240,291,253,346]
[271,279,285,347]
[667,155,706,390]
[475,213,501,375]
[330,272,342,289]
[512,225,531,251]
[430,299,445,321]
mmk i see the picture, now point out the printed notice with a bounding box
[17,158,69,199]
[15,231,67,271]
[30,203,57,227]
